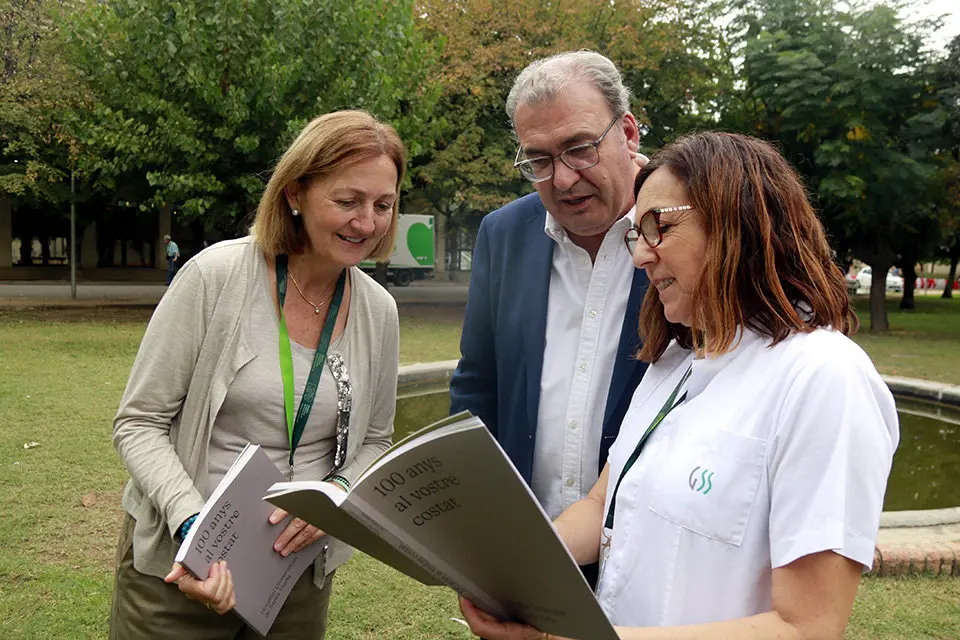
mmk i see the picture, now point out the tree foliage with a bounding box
[726,0,942,331]
[928,34,960,297]
[408,0,731,228]
[59,0,439,229]
[1,0,88,206]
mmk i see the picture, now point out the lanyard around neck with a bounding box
[604,363,693,530]
[275,254,346,468]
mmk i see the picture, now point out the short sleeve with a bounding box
[767,342,899,570]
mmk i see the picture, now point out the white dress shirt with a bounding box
[531,208,636,519]
[596,329,899,626]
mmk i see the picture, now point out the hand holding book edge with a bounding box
[164,560,236,614]
[269,478,345,557]
[458,596,567,640]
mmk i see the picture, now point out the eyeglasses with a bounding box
[624,205,695,252]
[514,116,620,183]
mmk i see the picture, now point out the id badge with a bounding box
[596,526,614,594]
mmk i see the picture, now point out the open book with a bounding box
[264,412,618,640]
[175,444,322,636]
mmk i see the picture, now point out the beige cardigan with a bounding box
[113,237,398,586]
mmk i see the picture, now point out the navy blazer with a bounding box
[450,193,650,484]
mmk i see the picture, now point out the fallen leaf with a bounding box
[23,442,40,449]
[81,492,97,508]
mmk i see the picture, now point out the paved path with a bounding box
[0,280,469,307]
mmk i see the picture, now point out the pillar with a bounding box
[0,199,12,268]
[434,213,446,276]
[81,222,98,268]
[156,205,171,272]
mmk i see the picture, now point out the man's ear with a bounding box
[621,112,641,153]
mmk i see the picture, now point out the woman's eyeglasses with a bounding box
[624,205,695,253]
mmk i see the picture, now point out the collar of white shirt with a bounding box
[543,207,636,246]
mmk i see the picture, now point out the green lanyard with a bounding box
[604,363,692,530]
[275,254,346,470]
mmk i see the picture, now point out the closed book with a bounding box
[265,412,617,640]
[175,444,323,636]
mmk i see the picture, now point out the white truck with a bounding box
[360,214,435,286]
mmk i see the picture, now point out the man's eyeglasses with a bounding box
[514,116,620,183]
[624,205,695,252]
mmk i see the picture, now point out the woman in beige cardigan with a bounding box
[110,110,404,639]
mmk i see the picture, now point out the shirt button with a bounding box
[569,420,579,430]
[566,477,575,487]
[579,363,588,372]
[588,309,598,319]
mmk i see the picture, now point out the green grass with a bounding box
[851,296,960,381]
[847,576,960,639]
[0,302,958,639]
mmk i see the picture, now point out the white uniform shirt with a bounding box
[596,329,899,626]
[531,208,636,519]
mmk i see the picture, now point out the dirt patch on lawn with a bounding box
[28,490,127,572]
[0,301,464,325]
[0,306,156,324]
[398,304,465,325]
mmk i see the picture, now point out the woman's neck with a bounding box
[288,251,344,293]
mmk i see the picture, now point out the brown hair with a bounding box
[634,132,857,362]
[251,110,406,261]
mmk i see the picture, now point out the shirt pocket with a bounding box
[647,429,767,546]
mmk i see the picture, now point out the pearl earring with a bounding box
[292,208,301,217]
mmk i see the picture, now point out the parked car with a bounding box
[844,273,859,295]
[856,267,903,294]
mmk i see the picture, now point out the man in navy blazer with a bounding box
[450,51,650,526]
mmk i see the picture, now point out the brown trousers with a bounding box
[110,514,333,639]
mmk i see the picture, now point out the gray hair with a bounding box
[505,50,632,130]
[163,234,171,241]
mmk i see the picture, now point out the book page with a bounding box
[344,423,619,640]
[264,481,443,586]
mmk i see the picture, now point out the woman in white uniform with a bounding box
[459,131,899,639]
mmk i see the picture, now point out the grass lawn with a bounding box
[850,295,960,382]
[1,297,958,638]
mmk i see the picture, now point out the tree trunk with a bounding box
[869,262,891,333]
[40,234,50,265]
[19,235,32,265]
[899,262,916,310]
[942,241,959,299]
[373,261,389,288]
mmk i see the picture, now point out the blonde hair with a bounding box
[252,110,406,261]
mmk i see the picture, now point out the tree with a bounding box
[410,0,732,236]
[938,160,960,298]
[727,0,941,331]
[59,0,439,231]
[930,35,960,298]
[1,0,88,208]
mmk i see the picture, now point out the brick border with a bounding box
[871,542,960,576]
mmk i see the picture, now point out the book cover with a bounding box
[265,413,618,640]
[176,444,323,636]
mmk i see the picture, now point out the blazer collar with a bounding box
[520,198,553,432]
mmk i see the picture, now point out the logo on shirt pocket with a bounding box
[688,466,714,494]
[649,430,767,546]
